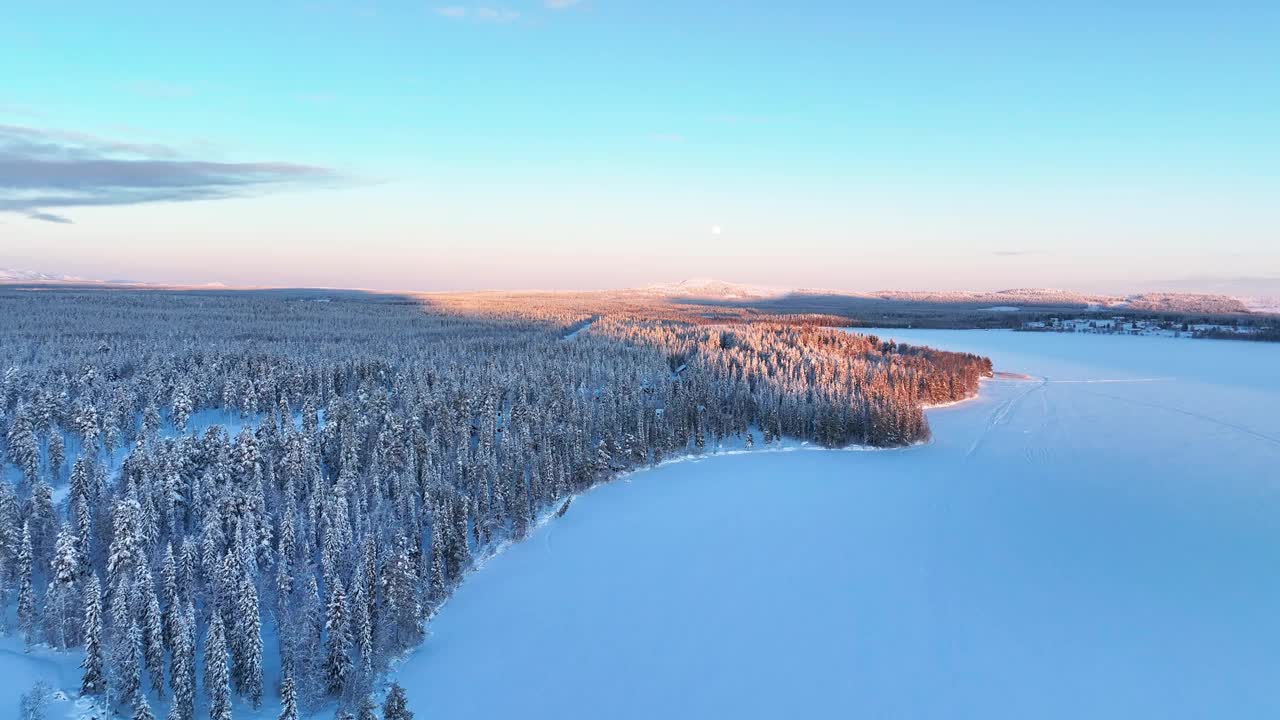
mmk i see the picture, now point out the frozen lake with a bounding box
[395,330,1280,719]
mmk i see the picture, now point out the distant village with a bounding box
[1019,315,1273,340]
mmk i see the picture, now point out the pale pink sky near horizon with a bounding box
[4,179,1278,297]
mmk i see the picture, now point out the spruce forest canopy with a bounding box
[0,286,990,717]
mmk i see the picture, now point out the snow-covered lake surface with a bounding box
[394,330,1280,719]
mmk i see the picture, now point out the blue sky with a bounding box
[2,0,1278,292]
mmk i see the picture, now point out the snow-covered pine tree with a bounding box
[0,482,20,608]
[172,383,193,432]
[160,544,179,649]
[296,569,325,703]
[28,480,57,574]
[132,688,156,720]
[44,523,82,648]
[426,514,447,607]
[81,573,106,696]
[177,539,198,605]
[166,601,196,720]
[17,522,38,646]
[348,577,373,684]
[48,431,64,483]
[108,565,136,699]
[108,497,144,596]
[358,540,378,644]
[73,401,100,454]
[204,611,233,720]
[380,534,421,655]
[142,403,162,439]
[6,407,39,485]
[233,560,264,707]
[278,674,299,720]
[324,579,353,696]
[116,618,143,706]
[67,458,93,544]
[382,682,413,720]
[135,562,166,696]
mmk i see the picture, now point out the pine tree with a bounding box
[348,578,373,679]
[132,689,156,720]
[68,458,94,546]
[73,402,100,453]
[0,481,20,597]
[166,602,196,720]
[108,498,144,595]
[160,544,179,649]
[380,535,421,654]
[7,408,39,484]
[172,383,193,432]
[382,683,413,720]
[136,563,166,696]
[44,524,82,648]
[28,481,56,573]
[427,516,448,606]
[48,431,65,483]
[81,574,106,696]
[117,619,143,706]
[142,403,162,438]
[204,612,233,720]
[17,522,38,647]
[323,580,352,696]
[108,567,136,698]
[277,674,299,720]
[232,563,264,707]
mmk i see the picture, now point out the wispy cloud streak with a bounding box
[434,5,520,22]
[0,124,337,223]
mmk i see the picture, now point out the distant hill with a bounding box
[636,277,787,300]
[0,267,90,282]
[1123,293,1250,315]
[0,270,1264,316]
[633,280,1254,316]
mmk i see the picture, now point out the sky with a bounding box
[1,0,1278,293]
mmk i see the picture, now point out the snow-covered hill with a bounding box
[636,278,788,299]
[0,268,89,282]
[626,280,1254,315]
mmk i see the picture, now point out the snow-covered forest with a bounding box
[0,287,990,719]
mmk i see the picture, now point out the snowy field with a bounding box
[391,330,1280,719]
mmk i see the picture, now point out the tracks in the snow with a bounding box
[965,376,1048,459]
[965,372,1278,459]
[1074,386,1280,447]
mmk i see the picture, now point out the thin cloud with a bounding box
[475,6,520,22]
[435,5,519,22]
[545,0,582,9]
[0,123,339,224]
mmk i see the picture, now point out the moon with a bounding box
[711,225,722,236]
